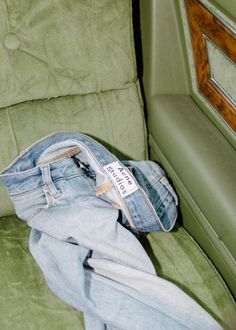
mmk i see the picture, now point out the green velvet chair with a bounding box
[0,1,235,329]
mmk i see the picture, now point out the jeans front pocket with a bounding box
[10,187,50,222]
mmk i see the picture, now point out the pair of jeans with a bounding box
[0,132,222,330]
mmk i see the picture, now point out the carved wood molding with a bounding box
[185,0,236,131]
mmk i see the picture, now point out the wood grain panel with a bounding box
[186,0,236,131]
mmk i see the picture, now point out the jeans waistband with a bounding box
[1,157,82,197]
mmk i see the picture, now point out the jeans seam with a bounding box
[9,174,85,199]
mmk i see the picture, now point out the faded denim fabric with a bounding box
[0,132,222,330]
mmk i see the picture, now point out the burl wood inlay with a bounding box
[186,0,236,131]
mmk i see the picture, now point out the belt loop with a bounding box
[40,164,60,199]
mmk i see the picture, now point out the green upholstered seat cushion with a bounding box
[0,215,84,329]
[0,215,235,329]
[0,0,136,108]
[144,229,236,329]
[0,84,147,217]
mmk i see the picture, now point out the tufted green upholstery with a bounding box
[0,0,235,329]
[0,0,137,108]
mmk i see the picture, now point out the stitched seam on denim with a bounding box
[160,177,178,205]
[151,191,169,212]
[140,195,166,230]
[123,176,163,228]
[27,205,47,222]
[145,175,162,190]
[132,190,171,232]
[146,175,178,205]
[41,164,61,199]
[84,175,96,190]
[9,174,84,199]
[27,189,52,222]
[10,188,45,200]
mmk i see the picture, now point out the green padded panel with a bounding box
[147,94,236,298]
[148,95,236,249]
[0,216,235,329]
[0,84,147,217]
[0,0,136,108]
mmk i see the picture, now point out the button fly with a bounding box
[4,32,20,50]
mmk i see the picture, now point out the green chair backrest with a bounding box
[0,0,147,217]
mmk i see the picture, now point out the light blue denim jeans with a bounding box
[0,132,222,330]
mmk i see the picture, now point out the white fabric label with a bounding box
[103,161,138,198]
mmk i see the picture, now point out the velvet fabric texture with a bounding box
[0,0,136,108]
[0,0,235,329]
